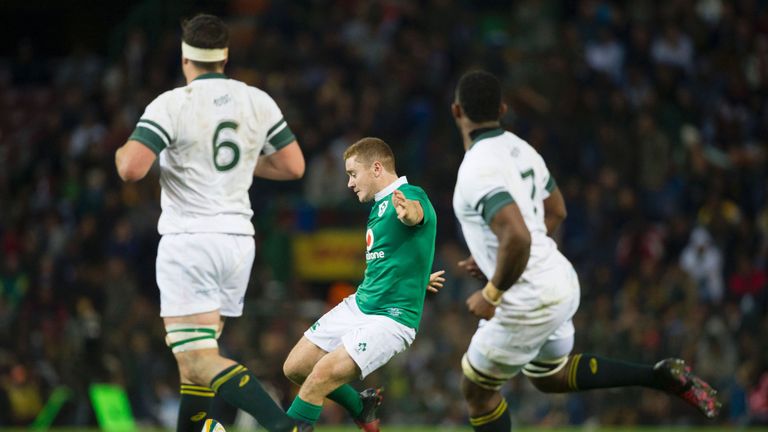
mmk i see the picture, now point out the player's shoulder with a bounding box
[237,82,275,102]
[504,131,544,160]
[149,86,185,105]
[400,183,430,200]
[459,142,498,178]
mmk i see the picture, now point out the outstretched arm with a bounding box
[392,189,424,226]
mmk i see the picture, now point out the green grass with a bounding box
[13,428,768,432]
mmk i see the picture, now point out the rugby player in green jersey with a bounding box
[282,137,442,431]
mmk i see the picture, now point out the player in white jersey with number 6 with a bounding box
[115,14,312,432]
[451,71,720,432]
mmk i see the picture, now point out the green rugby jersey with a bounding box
[355,177,437,329]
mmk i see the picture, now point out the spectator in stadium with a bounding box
[680,226,725,304]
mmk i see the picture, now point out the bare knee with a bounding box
[283,354,310,385]
[176,350,227,386]
[524,357,572,393]
[299,348,359,401]
[283,337,328,385]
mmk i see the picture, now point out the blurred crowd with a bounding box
[1,0,767,428]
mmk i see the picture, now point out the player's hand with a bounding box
[427,270,446,293]
[458,255,487,281]
[466,290,496,319]
[392,190,423,226]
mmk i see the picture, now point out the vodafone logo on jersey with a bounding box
[365,229,374,251]
[365,228,385,260]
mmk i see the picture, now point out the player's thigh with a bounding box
[164,310,223,375]
[340,314,416,380]
[157,233,224,317]
[308,345,361,386]
[464,291,579,388]
[538,320,575,360]
[164,310,221,327]
[463,320,527,390]
[522,320,575,382]
[530,276,579,364]
[284,336,328,379]
[218,235,256,318]
[303,295,366,353]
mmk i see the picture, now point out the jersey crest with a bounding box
[378,200,389,217]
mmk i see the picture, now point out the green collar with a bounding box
[469,127,504,149]
[193,72,227,81]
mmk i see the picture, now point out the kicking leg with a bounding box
[283,336,327,385]
[287,346,359,426]
[284,337,370,427]
[527,350,721,418]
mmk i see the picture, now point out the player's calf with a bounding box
[529,353,659,393]
[460,355,511,432]
[166,323,296,432]
[178,384,215,432]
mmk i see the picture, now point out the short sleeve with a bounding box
[403,187,433,227]
[260,93,296,155]
[457,154,517,225]
[129,92,176,154]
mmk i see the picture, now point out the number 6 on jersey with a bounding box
[213,121,240,171]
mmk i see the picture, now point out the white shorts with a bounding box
[156,233,255,318]
[304,295,416,379]
[465,261,581,380]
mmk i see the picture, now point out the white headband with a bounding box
[181,41,228,62]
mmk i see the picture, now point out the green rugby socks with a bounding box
[177,384,214,432]
[567,354,657,390]
[469,398,510,432]
[328,384,363,418]
[287,395,323,424]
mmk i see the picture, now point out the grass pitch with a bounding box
[14,427,767,432]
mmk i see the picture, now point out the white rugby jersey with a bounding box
[129,73,295,235]
[453,128,570,302]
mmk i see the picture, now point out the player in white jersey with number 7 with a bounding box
[451,70,720,432]
[115,14,312,432]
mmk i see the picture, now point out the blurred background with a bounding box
[0,0,767,429]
